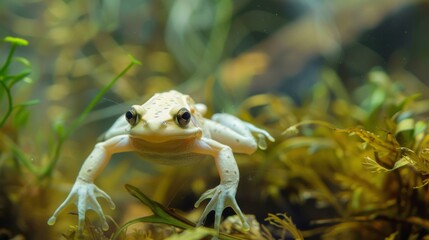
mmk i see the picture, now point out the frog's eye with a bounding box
[176,108,191,127]
[125,107,139,126]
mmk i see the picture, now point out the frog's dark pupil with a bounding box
[182,111,190,120]
[126,111,133,120]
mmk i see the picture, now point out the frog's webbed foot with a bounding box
[47,178,115,235]
[194,184,250,236]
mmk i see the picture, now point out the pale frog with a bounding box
[48,90,274,237]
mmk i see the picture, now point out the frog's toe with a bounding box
[194,187,217,208]
[88,191,109,230]
[196,191,221,226]
[47,190,76,226]
[95,187,116,209]
[218,192,250,231]
[47,216,56,226]
[77,194,88,235]
[213,196,225,231]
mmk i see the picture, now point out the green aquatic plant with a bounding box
[0,36,36,128]
[265,213,303,240]
[114,184,196,237]
[113,184,245,240]
[276,68,429,239]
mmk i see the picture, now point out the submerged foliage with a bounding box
[272,69,429,239]
[0,36,34,128]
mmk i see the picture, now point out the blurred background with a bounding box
[1,0,429,239]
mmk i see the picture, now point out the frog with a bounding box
[47,90,274,238]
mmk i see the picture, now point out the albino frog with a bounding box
[48,90,274,237]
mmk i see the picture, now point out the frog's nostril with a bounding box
[146,120,166,130]
[142,119,148,127]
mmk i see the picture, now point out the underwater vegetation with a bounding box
[2,0,429,239]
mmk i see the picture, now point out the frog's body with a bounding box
[48,90,274,238]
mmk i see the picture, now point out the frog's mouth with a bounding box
[128,122,203,143]
[130,136,198,154]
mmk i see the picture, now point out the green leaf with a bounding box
[0,80,12,127]
[414,120,427,138]
[166,227,217,240]
[368,68,391,87]
[395,118,415,135]
[13,106,30,127]
[391,157,411,171]
[4,36,29,46]
[6,69,32,87]
[9,99,39,128]
[395,118,415,147]
[15,99,40,107]
[14,57,31,67]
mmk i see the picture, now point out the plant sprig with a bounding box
[113,184,245,240]
[0,36,33,128]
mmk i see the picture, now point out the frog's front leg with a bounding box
[191,138,250,237]
[48,135,135,235]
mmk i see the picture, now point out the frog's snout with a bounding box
[145,119,168,131]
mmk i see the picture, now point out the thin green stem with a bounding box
[0,44,17,75]
[0,131,39,174]
[39,138,65,179]
[7,69,31,88]
[13,147,40,175]
[0,80,12,127]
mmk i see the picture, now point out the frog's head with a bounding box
[125,91,203,143]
